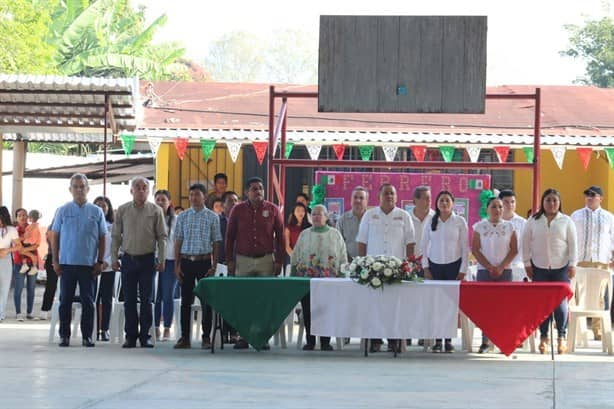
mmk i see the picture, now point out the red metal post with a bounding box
[532,88,542,213]
[268,86,275,201]
[279,97,288,209]
[270,158,535,170]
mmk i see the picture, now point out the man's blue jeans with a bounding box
[59,264,95,338]
[13,264,36,315]
[532,263,570,338]
[155,260,177,329]
[121,253,155,342]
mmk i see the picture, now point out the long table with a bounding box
[194,277,572,356]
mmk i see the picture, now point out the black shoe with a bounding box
[321,344,333,351]
[406,339,412,346]
[444,342,455,353]
[369,341,382,353]
[418,339,425,346]
[122,339,137,348]
[432,343,443,353]
[233,339,249,349]
[59,337,70,347]
[100,331,110,342]
[302,344,315,351]
[82,337,95,347]
[478,343,491,354]
[260,343,270,351]
[140,339,154,348]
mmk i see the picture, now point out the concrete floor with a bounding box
[1,285,613,409]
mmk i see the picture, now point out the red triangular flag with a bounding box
[493,146,510,163]
[576,147,592,171]
[332,144,346,160]
[411,145,427,162]
[173,137,189,160]
[459,282,572,356]
[252,141,268,165]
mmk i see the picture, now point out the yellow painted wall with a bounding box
[514,148,614,215]
[155,143,243,209]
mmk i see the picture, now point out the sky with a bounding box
[144,0,611,85]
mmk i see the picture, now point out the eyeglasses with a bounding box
[585,192,597,197]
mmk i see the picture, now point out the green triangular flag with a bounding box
[284,142,294,159]
[604,148,614,169]
[120,134,136,156]
[439,146,455,163]
[200,139,216,162]
[523,147,534,163]
[359,145,374,161]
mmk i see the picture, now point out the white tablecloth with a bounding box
[310,278,460,339]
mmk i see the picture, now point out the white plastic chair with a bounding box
[568,267,613,355]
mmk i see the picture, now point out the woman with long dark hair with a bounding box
[94,196,115,341]
[284,203,311,262]
[522,188,577,354]
[154,189,177,341]
[421,190,469,353]
[0,207,19,321]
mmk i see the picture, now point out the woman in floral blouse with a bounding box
[291,204,347,351]
[471,196,518,353]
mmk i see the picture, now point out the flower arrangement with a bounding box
[294,254,337,278]
[346,255,423,289]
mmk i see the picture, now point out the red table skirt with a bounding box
[459,282,573,356]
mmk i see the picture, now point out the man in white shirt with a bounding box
[499,189,527,279]
[336,186,369,262]
[571,185,614,340]
[357,183,416,353]
[410,186,435,266]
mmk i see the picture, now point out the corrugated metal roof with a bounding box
[0,74,140,136]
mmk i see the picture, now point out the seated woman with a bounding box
[471,197,518,353]
[291,204,347,351]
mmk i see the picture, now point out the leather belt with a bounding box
[577,261,611,270]
[122,252,154,260]
[240,253,270,258]
[181,254,211,261]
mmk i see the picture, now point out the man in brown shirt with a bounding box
[112,177,167,348]
[225,176,284,349]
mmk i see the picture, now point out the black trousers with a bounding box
[41,254,57,312]
[180,259,212,340]
[429,258,462,344]
[301,293,330,347]
[96,271,115,332]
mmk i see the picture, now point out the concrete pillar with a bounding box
[12,141,26,213]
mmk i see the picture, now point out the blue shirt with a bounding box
[51,201,107,266]
[174,207,222,255]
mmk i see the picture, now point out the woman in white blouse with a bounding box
[471,197,518,353]
[422,190,469,353]
[0,207,20,321]
[523,188,577,355]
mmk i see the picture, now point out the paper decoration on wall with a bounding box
[382,145,398,162]
[551,146,566,169]
[173,137,188,160]
[493,146,510,163]
[252,141,268,165]
[576,147,592,171]
[147,137,163,157]
[411,145,427,162]
[359,145,374,161]
[522,147,534,163]
[605,148,614,169]
[284,142,294,158]
[307,145,322,161]
[226,141,242,163]
[466,146,481,163]
[120,134,136,156]
[332,144,346,160]
[439,146,455,163]
[200,139,216,162]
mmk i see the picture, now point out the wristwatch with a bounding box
[97,259,104,265]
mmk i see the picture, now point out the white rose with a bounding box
[372,262,384,271]
[383,268,393,277]
[365,256,375,264]
[349,263,357,272]
[371,277,382,287]
[360,270,369,280]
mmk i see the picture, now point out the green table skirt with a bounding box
[194,277,311,350]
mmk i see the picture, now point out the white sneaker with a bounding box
[16,314,24,322]
[19,264,30,274]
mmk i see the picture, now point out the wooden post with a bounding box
[12,141,26,212]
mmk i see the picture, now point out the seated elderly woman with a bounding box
[291,204,347,351]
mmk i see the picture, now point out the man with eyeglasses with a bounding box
[571,185,614,341]
[225,176,284,350]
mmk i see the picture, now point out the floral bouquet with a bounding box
[346,255,423,289]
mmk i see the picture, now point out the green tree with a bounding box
[264,29,317,84]
[562,16,614,87]
[203,31,265,81]
[0,0,57,74]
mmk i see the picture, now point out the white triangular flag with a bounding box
[147,137,163,157]
[307,145,322,161]
[226,141,242,163]
[467,146,481,163]
[382,145,398,162]
[551,146,566,170]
